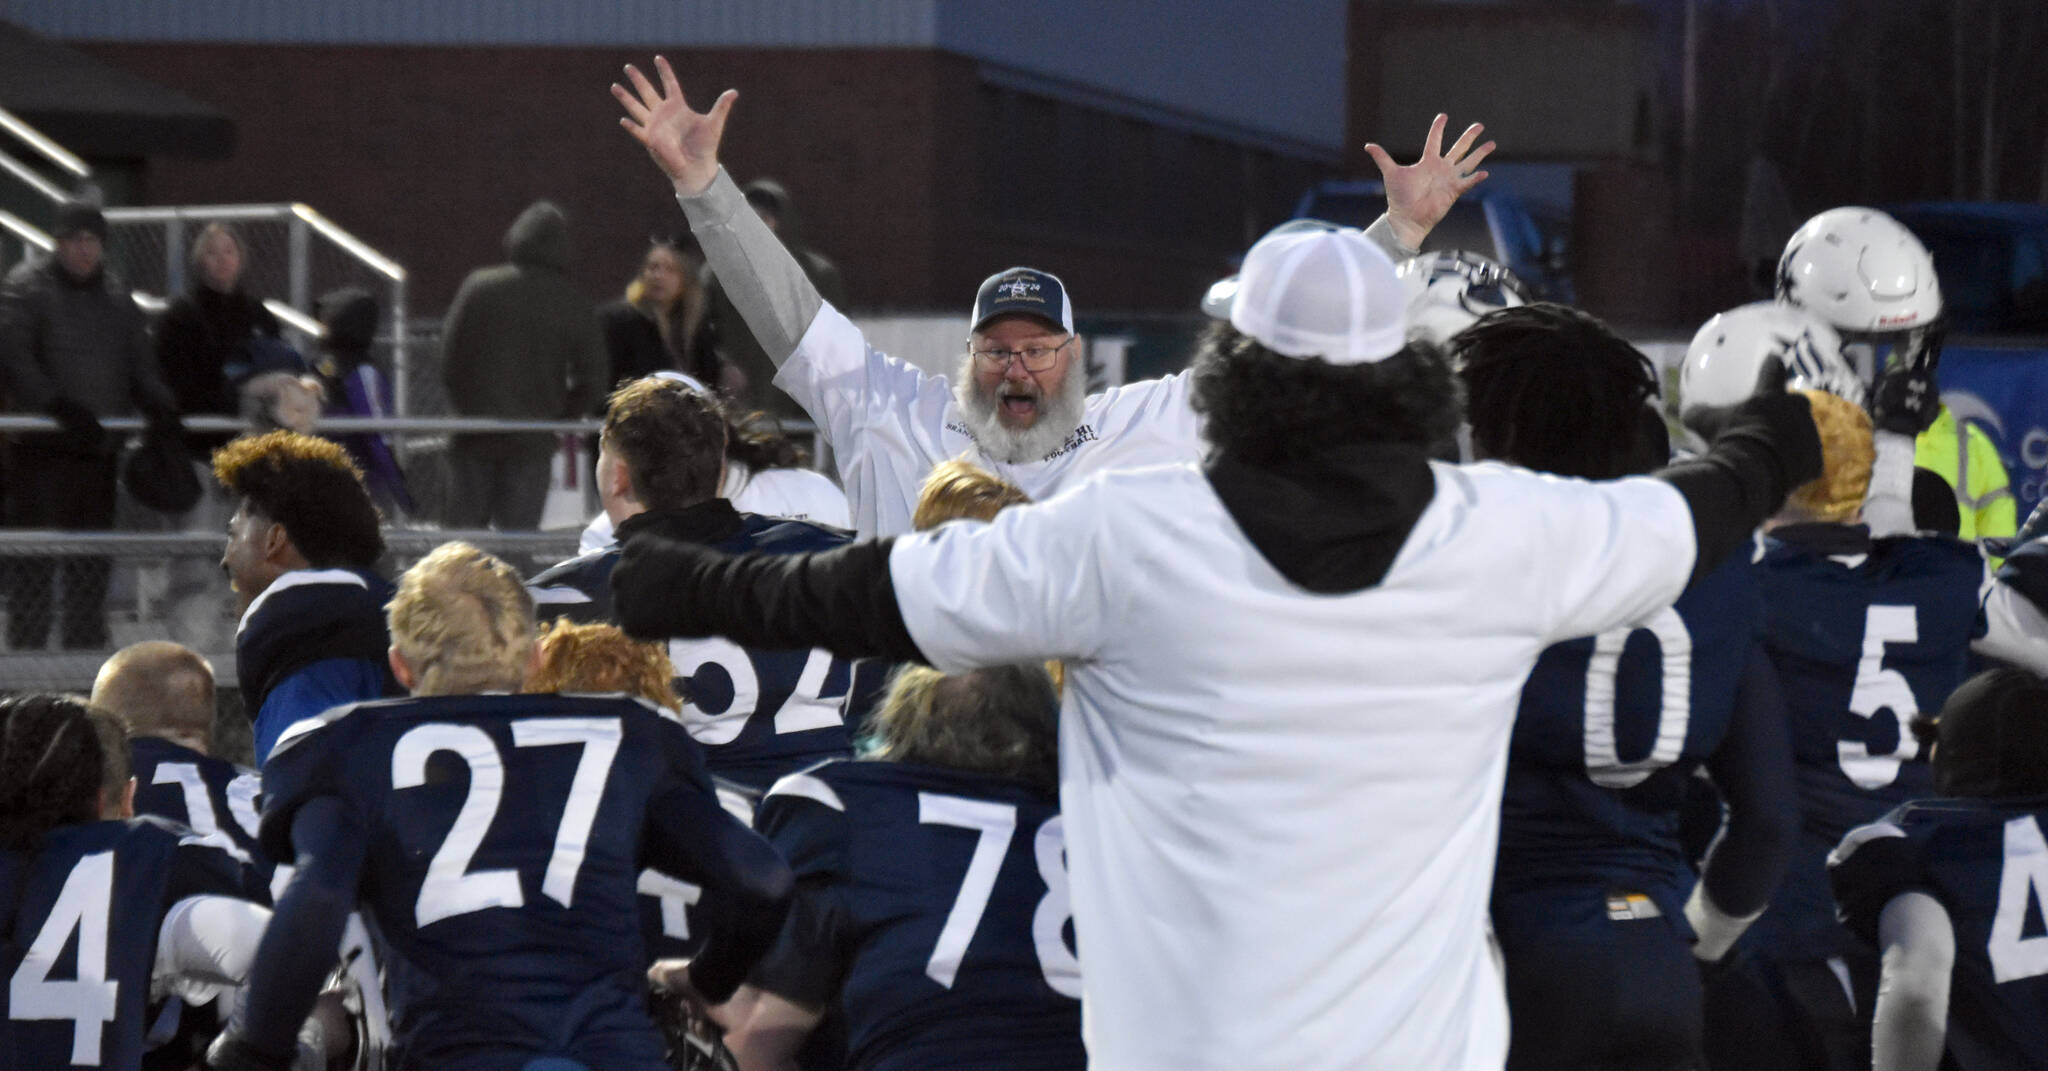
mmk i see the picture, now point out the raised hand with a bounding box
[1363,114,1495,251]
[612,55,737,197]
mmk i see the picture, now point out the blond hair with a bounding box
[1782,389,1873,524]
[91,642,215,751]
[388,542,535,695]
[909,461,1064,692]
[865,663,1059,793]
[913,459,1031,530]
[529,620,679,711]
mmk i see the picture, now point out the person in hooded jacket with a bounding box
[313,287,412,518]
[438,199,607,530]
[694,178,845,422]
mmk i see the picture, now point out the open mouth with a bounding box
[999,392,1040,422]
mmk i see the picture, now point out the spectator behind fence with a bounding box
[155,222,282,452]
[694,178,845,422]
[439,199,607,530]
[0,199,184,651]
[312,286,413,518]
[598,234,724,393]
[239,371,324,435]
[212,431,399,764]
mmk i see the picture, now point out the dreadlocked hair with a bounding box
[0,695,108,850]
[1454,303,1660,480]
[1190,321,1461,465]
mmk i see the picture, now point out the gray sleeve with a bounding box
[1872,891,1953,1071]
[676,169,825,369]
[1364,214,1419,261]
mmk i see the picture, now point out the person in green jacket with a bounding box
[439,199,607,530]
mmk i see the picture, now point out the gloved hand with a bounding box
[1868,360,1941,436]
[144,405,189,443]
[46,396,109,455]
[612,533,720,641]
[1686,356,1823,491]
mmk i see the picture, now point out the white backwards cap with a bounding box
[1202,220,1409,365]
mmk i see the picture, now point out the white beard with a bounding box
[951,355,1090,464]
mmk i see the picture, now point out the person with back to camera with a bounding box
[1455,303,1799,1071]
[206,541,793,1071]
[0,694,273,1070]
[603,88,1827,1061]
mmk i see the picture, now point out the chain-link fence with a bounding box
[103,203,411,408]
[0,527,583,695]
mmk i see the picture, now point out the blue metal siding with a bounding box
[0,0,940,46]
[0,0,1343,150]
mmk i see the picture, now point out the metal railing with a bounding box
[103,203,411,411]
[0,529,585,693]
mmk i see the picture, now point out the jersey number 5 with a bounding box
[1841,605,1921,790]
[392,718,622,927]
[8,851,118,1065]
[919,794,1083,999]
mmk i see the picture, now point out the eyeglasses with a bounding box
[970,336,1073,372]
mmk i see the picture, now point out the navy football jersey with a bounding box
[1,818,265,1070]
[530,501,870,793]
[1830,798,2048,1070]
[259,692,738,1068]
[235,566,400,764]
[751,761,1083,1071]
[1494,550,1762,935]
[1746,524,1984,956]
[130,737,270,886]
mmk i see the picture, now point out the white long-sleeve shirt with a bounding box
[884,460,1699,1069]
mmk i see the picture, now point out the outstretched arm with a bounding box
[1364,114,1496,254]
[612,56,824,373]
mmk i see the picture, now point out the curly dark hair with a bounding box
[1453,303,1660,480]
[1189,321,1461,464]
[212,431,384,568]
[603,377,726,511]
[0,694,109,850]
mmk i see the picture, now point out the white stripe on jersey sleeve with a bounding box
[1828,820,1908,869]
[764,771,845,812]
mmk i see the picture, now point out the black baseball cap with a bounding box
[971,267,1074,334]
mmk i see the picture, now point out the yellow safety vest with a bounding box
[1915,406,2017,541]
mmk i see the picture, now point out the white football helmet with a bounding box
[1681,301,1863,415]
[1396,250,1532,348]
[1776,207,1944,382]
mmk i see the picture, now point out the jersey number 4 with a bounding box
[1991,814,2048,984]
[919,793,1082,999]
[8,851,119,1065]
[392,718,621,927]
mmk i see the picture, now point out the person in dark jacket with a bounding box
[154,222,282,451]
[596,234,724,395]
[695,178,844,421]
[0,200,182,650]
[438,199,607,530]
[313,287,413,517]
